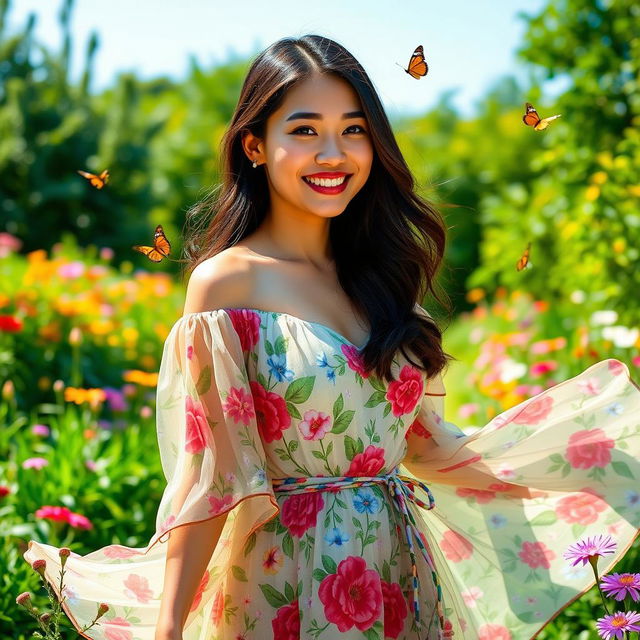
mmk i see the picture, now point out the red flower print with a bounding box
[386,365,424,416]
[566,428,615,469]
[103,617,133,640]
[280,492,325,538]
[210,588,224,626]
[103,546,141,559]
[271,600,300,640]
[346,445,386,476]
[518,540,556,569]
[262,546,284,574]
[381,580,407,639]
[298,409,332,440]
[495,395,554,430]
[555,488,607,525]
[185,394,210,454]
[188,570,210,611]
[455,487,497,504]
[249,381,291,443]
[342,344,370,378]
[440,530,474,563]
[442,618,455,638]
[208,493,233,516]
[123,574,154,604]
[479,623,511,640]
[222,386,256,426]
[318,556,383,632]
[226,308,261,351]
[438,455,482,474]
[406,417,432,439]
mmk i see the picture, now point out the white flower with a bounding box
[590,310,618,326]
[602,325,639,348]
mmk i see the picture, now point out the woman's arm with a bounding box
[155,512,229,636]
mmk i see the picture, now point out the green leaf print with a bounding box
[285,376,315,404]
[286,400,302,420]
[572,523,587,538]
[231,565,248,582]
[344,435,365,460]
[195,364,211,396]
[259,583,289,608]
[321,554,337,574]
[313,568,328,582]
[364,390,387,408]
[282,532,294,559]
[530,510,558,526]
[243,532,257,556]
[612,460,634,479]
[363,620,384,640]
[331,409,355,434]
[333,393,344,418]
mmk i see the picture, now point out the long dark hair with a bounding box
[182,34,457,384]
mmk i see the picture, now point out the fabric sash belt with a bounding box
[271,467,444,633]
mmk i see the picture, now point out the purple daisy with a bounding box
[563,534,617,567]
[595,611,640,639]
[600,573,640,602]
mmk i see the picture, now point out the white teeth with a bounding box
[304,176,347,187]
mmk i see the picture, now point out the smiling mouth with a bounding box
[302,175,352,193]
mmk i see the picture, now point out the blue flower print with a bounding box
[324,527,350,546]
[489,513,508,529]
[625,490,640,508]
[316,352,329,368]
[353,488,381,514]
[605,402,625,416]
[266,353,295,382]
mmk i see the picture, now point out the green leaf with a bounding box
[364,391,387,408]
[382,560,391,583]
[195,364,211,396]
[321,554,337,575]
[313,568,328,582]
[333,393,344,419]
[331,410,355,434]
[284,376,315,404]
[243,532,257,556]
[259,584,288,608]
[284,581,295,603]
[312,450,325,459]
[231,565,248,582]
[612,460,634,479]
[282,532,294,560]
[344,435,358,461]
[286,401,302,420]
[529,511,558,526]
[572,523,587,539]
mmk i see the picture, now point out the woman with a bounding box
[24,34,640,640]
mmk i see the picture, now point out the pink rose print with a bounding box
[250,381,291,443]
[342,344,370,378]
[271,600,300,640]
[518,540,556,569]
[566,428,615,469]
[122,574,153,603]
[104,618,133,640]
[222,386,256,425]
[226,308,261,351]
[189,570,210,612]
[555,488,607,525]
[318,556,383,632]
[381,580,407,639]
[208,492,234,516]
[461,586,483,608]
[103,546,142,559]
[185,394,210,454]
[157,514,176,537]
[280,492,325,537]
[608,360,625,376]
[346,444,386,476]
[455,488,496,504]
[442,618,455,638]
[298,409,332,440]
[210,588,224,626]
[186,344,193,360]
[479,623,511,640]
[406,417,432,439]
[495,395,554,430]
[386,365,424,416]
[440,530,474,563]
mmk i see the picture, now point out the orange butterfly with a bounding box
[516,242,532,271]
[77,169,110,189]
[522,103,561,131]
[132,225,172,263]
[396,45,428,79]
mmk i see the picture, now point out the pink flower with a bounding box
[440,530,474,563]
[31,424,50,436]
[123,574,154,604]
[566,428,615,469]
[184,394,210,454]
[518,541,556,569]
[0,231,22,256]
[67,512,92,530]
[461,586,483,607]
[318,556,382,632]
[501,395,555,429]
[103,617,133,640]
[0,485,10,498]
[35,505,72,522]
[222,385,256,425]
[455,488,496,504]
[555,488,608,525]
[227,309,261,352]
[280,492,324,538]
[346,445,385,476]
[271,600,300,640]
[22,457,48,470]
[250,381,291,443]
[208,493,233,516]
[563,534,617,567]
[58,261,85,279]
[298,410,332,440]
[596,611,640,639]
[342,344,370,378]
[478,623,512,640]
[381,580,407,639]
[459,403,480,418]
[530,360,558,376]
[600,573,640,602]
[577,377,602,395]
[608,360,626,376]
[405,418,432,439]
[103,546,142,559]
[386,365,424,416]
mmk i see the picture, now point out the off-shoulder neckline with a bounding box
[181,307,369,351]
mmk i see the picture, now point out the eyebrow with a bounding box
[285,110,365,121]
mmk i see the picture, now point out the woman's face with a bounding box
[248,73,374,221]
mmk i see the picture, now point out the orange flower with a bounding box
[123,370,158,387]
[262,546,284,574]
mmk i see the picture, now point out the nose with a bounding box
[316,136,347,164]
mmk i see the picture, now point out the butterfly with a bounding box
[522,103,562,131]
[77,169,110,189]
[396,45,428,79]
[132,225,172,263]
[516,242,532,271]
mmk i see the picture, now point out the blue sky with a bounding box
[9,0,553,119]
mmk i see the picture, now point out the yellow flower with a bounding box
[123,370,159,387]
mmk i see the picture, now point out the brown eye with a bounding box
[291,125,367,135]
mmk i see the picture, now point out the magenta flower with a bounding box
[31,424,50,436]
[22,457,49,470]
[600,573,640,602]
[563,534,617,567]
[595,611,640,639]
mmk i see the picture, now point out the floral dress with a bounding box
[24,306,640,640]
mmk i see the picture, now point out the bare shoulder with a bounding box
[182,247,256,315]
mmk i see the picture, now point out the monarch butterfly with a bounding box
[522,103,561,131]
[516,242,532,271]
[77,169,110,189]
[395,45,428,79]
[132,225,172,263]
